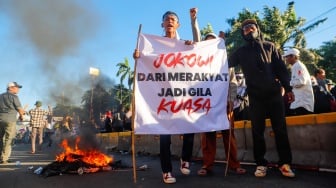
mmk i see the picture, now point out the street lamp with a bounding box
[89,67,100,121]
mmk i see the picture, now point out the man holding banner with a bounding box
[133,10,231,184]
[188,8,246,176]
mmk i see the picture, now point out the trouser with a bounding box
[44,131,53,146]
[249,94,292,166]
[201,128,241,170]
[160,133,194,173]
[31,127,44,152]
[291,107,313,116]
[0,121,16,161]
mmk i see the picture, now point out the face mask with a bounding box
[244,30,259,41]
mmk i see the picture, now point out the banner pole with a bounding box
[225,70,233,176]
[132,24,142,184]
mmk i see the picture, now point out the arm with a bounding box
[190,8,201,42]
[13,95,25,120]
[272,47,295,102]
[47,105,52,115]
[228,68,238,112]
[290,63,308,88]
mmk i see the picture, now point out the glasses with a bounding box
[242,23,256,31]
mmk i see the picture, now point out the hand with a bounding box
[286,92,295,103]
[227,101,233,112]
[190,8,198,20]
[184,40,194,45]
[133,49,140,59]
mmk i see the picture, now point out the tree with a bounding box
[111,84,131,108]
[224,1,326,57]
[200,23,214,38]
[81,83,112,124]
[116,57,134,105]
[317,39,336,81]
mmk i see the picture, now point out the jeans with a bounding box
[160,133,194,173]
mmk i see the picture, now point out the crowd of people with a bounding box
[0,82,83,163]
[132,8,335,184]
[103,104,132,133]
[1,7,335,185]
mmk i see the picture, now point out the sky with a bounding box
[0,0,335,110]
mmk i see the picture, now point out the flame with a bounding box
[56,137,113,167]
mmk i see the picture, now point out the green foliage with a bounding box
[81,83,114,123]
[200,23,214,39]
[116,57,134,107]
[316,40,336,81]
[223,1,326,60]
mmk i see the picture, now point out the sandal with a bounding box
[197,167,212,176]
[230,167,246,175]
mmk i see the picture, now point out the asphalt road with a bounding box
[1,142,335,188]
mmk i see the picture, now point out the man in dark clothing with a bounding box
[229,19,295,178]
[0,82,25,163]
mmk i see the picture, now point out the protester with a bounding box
[189,8,246,176]
[0,82,25,163]
[325,79,336,111]
[29,101,52,154]
[233,72,249,120]
[228,19,295,178]
[283,48,314,115]
[313,69,334,113]
[328,79,336,99]
[112,105,125,132]
[124,106,132,131]
[104,110,113,133]
[325,79,335,95]
[133,10,195,184]
[314,68,328,92]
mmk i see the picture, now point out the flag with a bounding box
[134,33,230,134]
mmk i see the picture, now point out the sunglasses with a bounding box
[242,23,257,31]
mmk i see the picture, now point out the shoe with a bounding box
[162,172,176,184]
[279,164,295,178]
[197,167,212,176]
[0,160,12,164]
[254,166,267,177]
[180,159,190,175]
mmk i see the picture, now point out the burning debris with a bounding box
[39,136,115,177]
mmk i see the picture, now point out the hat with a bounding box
[162,11,179,21]
[283,48,300,57]
[7,82,22,88]
[35,101,42,107]
[241,19,258,29]
[325,79,334,85]
[204,33,218,40]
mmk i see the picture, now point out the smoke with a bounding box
[1,0,101,105]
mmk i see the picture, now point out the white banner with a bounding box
[134,33,230,134]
